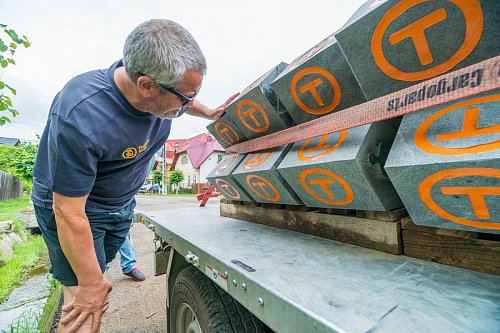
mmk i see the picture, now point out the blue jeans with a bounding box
[120,232,136,273]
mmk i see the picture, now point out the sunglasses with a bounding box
[138,72,198,106]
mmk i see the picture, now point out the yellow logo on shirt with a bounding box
[138,139,149,153]
[122,147,138,159]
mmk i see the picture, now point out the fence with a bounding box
[0,170,23,202]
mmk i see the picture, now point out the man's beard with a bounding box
[149,101,181,120]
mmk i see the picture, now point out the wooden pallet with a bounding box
[220,199,500,275]
[220,199,403,255]
[401,217,500,275]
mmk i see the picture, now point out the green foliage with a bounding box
[169,170,184,186]
[0,23,30,126]
[1,308,41,333]
[37,277,62,333]
[0,196,31,221]
[152,170,162,184]
[176,187,194,194]
[0,235,47,303]
[0,142,38,188]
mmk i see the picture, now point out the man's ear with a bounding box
[136,76,155,98]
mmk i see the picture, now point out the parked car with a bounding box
[138,184,152,194]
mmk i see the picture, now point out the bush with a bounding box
[178,187,194,194]
[0,142,37,193]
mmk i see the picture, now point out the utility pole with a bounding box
[162,144,167,195]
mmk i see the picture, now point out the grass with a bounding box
[0,197,31,222]
[0,197,59,332]
[0,235,47,303]
[1,308,41,333]
[1,277,60,333]
[37,278,62,333]
[0,196,48,303]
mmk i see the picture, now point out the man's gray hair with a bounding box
[123,19,207,87]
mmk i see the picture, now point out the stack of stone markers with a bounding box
[207,0,500,237]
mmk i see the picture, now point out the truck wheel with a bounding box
[171,266,266,333]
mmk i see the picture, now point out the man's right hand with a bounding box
[53,192,111,333]
[60,276,112,333]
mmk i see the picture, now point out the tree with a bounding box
[0,24,31,125]
[152,170,162,184]
[0,141,38,192]
[169,170,184,194]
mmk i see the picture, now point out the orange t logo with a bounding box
[215,122,239,146]
[436,106,500,141]
[389,9,447,66]
[440,186,500,219]
[307,178,335,199]
[250,181,270,197]
[218,128,232,142]
[298,78,325,106]
[241,108,261,127]
[305,135,331,154]
[236,100,270,133]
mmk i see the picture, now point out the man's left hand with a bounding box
[188,93,240,120]
[208,92,240,120]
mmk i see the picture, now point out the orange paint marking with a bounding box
[244,149,274,170]
[289,34,335,70]
[245,175,280,202]
[372,0,483,81]
[299,168,354,205]
[215,122,239,146]
[298,131,348,162]
[298,78,325,106]
[435,106,500,141]
[290,67,341,115]
[389,9,447,66]
[415,94,500,155]
[236,100,270,133]
[215,154,239,175]
[215,179,241,200]
[419,167,500,230]
[440,186,500,219]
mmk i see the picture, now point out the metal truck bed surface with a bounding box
[140,206,500,333]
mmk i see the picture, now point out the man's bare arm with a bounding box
[53,192,111,333]
[186,93,239,120]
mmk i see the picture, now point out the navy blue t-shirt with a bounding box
[32,61,179,212]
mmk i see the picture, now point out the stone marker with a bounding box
[277,119,403,210]
[232,145,303,205]
[225,63,294,140]
[206,113,247,148]
[335,0,500,99]
[206,154,253,202]
[385,91,500,234]
[271,33,366,125]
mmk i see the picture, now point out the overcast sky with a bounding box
[1,0,367,141]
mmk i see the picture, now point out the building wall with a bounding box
[175,152,200,188]
[200,152,225,183]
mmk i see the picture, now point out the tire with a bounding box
[171,266,266,333]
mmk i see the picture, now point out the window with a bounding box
[187,176,191,186]
[218,154,224,163]
[181,156,189,165]
[193,175,197,184]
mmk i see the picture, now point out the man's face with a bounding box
[148,69,202,119]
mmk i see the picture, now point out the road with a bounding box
[101,194,219,333]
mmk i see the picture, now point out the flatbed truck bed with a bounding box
[138,205,499,333]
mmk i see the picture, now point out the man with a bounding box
[32,19,236,333]
[119,231,145,281]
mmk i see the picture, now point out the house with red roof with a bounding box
[170,134,225,192]
[151,133,219,185]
